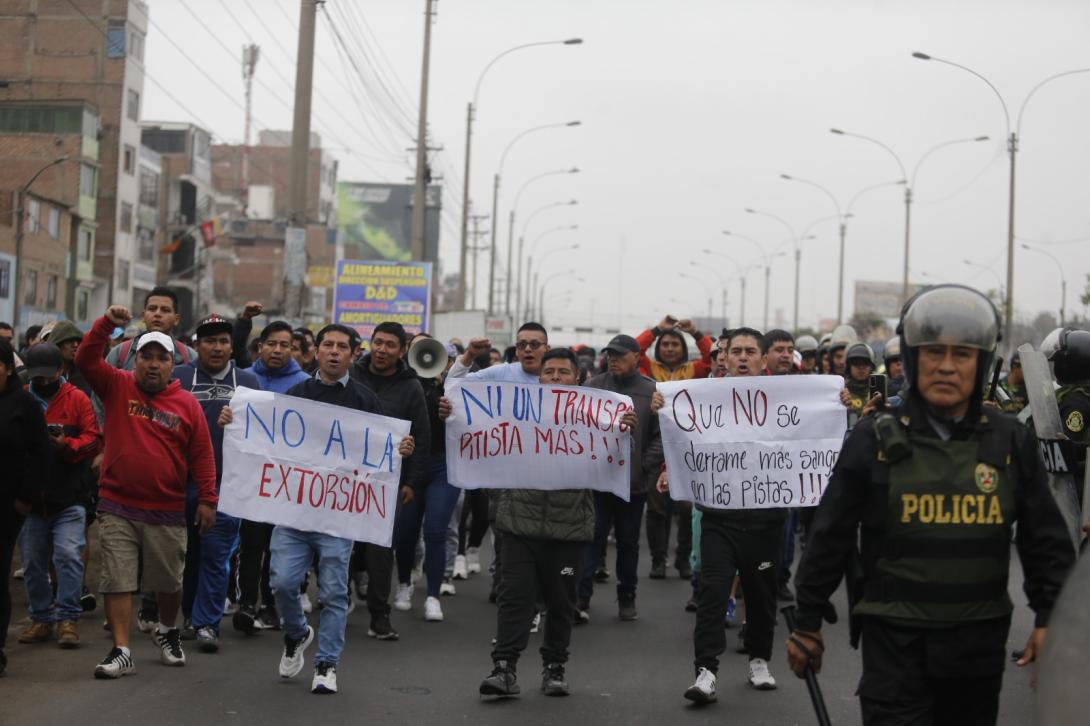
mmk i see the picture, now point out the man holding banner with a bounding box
[217,323,415,695]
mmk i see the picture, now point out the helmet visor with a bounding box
[901,287,999,352]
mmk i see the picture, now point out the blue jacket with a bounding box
[250,357,310,393]
[172,361,261,488]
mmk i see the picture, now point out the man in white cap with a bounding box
[75,306,217,679]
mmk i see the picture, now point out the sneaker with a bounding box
[439,577,457,596]
[93,647,135,679]
[574,600,590,625]
[649,561,667,579]
[424,596,443,622]
[594,566,610,583]
[452,554,468,580]
[18,621,53,644]
[618,598,638,621]
[232,604,260,635]
[279,625,315,679]
[180,618,196,641]
[411,563,425,586]
[677,563,693,579]
[542,662,569,696]
[736,623,749,654]
[367,615,400,641]
[13,566,24,579]
[312,661,338,694]
[257,605,281,631]
[81,588,97,613]
[56,620,80,648]
[196,626,219,653]
[301,593,313,614]
[685,595,698,612]
[394,583,413,612]
[223,599,237,616]
[136,607,157,634]
[530,612,541,633]
[102,619,111,632]
[684,667,717,704]
[466,546,481,574]
[777,582,795,602]
[479,660,519,697]
[154,628,186,666]
[748,657,777,690]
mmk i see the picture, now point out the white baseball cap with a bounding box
[135,331,175,355]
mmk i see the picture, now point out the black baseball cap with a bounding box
[196,314,233,338]
[25,343,63,378]
[602,334,640,354]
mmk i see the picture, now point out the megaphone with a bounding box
[408,338,449,378]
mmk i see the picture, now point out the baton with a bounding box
[783,605,833,726]
[988,357,1005,404]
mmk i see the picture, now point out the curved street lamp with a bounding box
[458,38,583,308]
[1020,243,1066,325]
[537,270,584,324]
[511,186,578,317]
[745,208,806,331]
[525,225,579,320]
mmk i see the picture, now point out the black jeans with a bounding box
[492,534,581,667]
[0,510,23,652]
[237,519,274,608]
[694,516,780,669]
[858,617,1006,726]
[353,543,393,618]
[458,489,490,553]
[646,485,692,568]
[579,492,646,604]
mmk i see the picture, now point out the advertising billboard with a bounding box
[337,182,441,263]
[333,259,433,348]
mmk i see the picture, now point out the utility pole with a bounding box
[410,0,435,261]
[241,44,259,215]
[468,214,489,309]
[458,102,473,309]
[284,0,317,320]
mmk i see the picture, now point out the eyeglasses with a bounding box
[515,340,545,351]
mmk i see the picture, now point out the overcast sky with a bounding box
[144,0,1090,336]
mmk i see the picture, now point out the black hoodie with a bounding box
[350,355,431,492]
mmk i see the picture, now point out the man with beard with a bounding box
[76,306,217,679]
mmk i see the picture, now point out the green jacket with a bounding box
[495,488,595,542]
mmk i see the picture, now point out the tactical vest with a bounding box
[1057,385,1090,446]
[855,415,1017,623]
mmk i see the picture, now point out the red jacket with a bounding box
[75,316,217,512]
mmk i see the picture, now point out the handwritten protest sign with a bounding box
[444,381,634,501]
[219,386,411,546]
[658,376,847,510]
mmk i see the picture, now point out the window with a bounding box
[24,269,37,305]
[78,227,93,261]
[117,260,130,291]
[107,21,126,58]
[123,144,135,175]
[120,202,133,233]
[26,198,40,233]
[0,106,82,134]
[127,89,140,122]
[129,30,145,61]
[137,228,155,263]
[80,164,97,197]
[46,274,57,309]
[47,206,60,239]
[139,167,159,206]
[77,289,89,321]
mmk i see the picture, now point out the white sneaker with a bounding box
[452,554,468,580]
[411,563,424,586]
[466,547,481,574]
[684,666,717,703]
[223,599,237,616]
[424,596,443,622]
[154,628,186,666]
[13,567,24,580]
[312,661,338,694]
[93,647,135,679]
[439,577,457,596]
[301,593,313,614]
[279,625,314,679]
[346,592,356,615]
[748,658,777,690]
[530,612,541,634]
[394,583,413,611]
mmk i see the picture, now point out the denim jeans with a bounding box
[270,526,353,666]
[20,505,86,623]
[394,455,462,597]
[578,492,647,604]
[182,497,240,631]
[444,490,464,575]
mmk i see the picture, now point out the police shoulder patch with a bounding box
[975,463,998,494]
[1066,410,1084,433]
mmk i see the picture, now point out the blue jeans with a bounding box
[393,455,462,597]
[270,526,353,666]
[20,506,86,623]
[578,492,646,604]
[182,497,240,631]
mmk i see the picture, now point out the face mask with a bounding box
[35,379,61,397]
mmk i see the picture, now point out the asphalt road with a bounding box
[3,537,1041,726]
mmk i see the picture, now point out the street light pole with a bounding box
[524,224,578,321]
[509,167,578,315]
[515,197,577,321]
[13,155,69,328]
[702,248,746,327]
[781,174,849,323]
[689,262,729,327]
[458,38,583,309]
[745,208,800,331]
[1021,243,1067,325]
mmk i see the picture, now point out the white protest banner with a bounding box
[658,375,847,510]
[219,386,411,546]
[444,381,633,501]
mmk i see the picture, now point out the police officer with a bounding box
[998,351,1027,414]
[787,284,1075,726]
[1046,330,1090,499]
[843,342,876,428]
[884,336,905,398]
[817,333,832,374]
[828,324,859,377]
[796,335,819,374]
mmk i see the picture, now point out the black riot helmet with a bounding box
[1049,329,1090,385]
[896,284,1002,401]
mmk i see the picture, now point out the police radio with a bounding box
[408,338,449,379]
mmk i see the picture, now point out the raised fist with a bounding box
[106,305,132,327]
